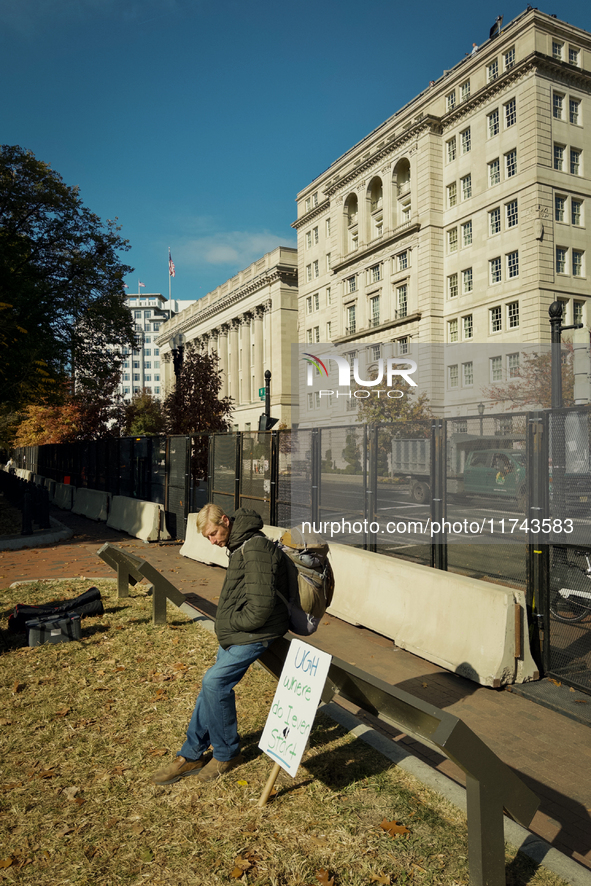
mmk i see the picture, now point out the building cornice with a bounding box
[332,312,421,345]
[156,264,296,347]
[331,221,421,275]
[291,198,330,230]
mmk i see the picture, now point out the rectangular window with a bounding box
[314,391,320,409]
[446,91,456,112]
[505,98,516,127]
[306,295,312,314]
[370,263,381,283]
[552,41,563,60]
[326,287,331,305]
[448,319,459,342]
[556,246,567,274]
[461,80,470,102]
[569,47,580,66]
[505,149,517,178]
[312,192,318,207]
[144,361,151,370]
[488,109,499,137]
[313,292,320,311]
[313,226,319,244]
[347,305,356,334]
[370,295,380,326]
[554,144,564,170]
[306,328,313,344]
[347,275,356,293]
[570,99,580,125]
[491,356,503,381]
[572,199,582,225]
[371,344,381,361]
[313,260,319,278]
[398,337,409,356]
[313,326,320,343]
[307,393,314,410]
[461,127,471,153]
[504,47,515,70]
[326,253,331,271]
[463,267,473,293]
[574,301,584,324]
[553,93,564,119]
[490,207,501,235]
[461,174,472,200]
[570,149,581,175]
[463,314,473,339]
[463,362,474,386]
[326,320,332,338]
[449,364,459,388]
[447,137,456,162]
[306,264,312,282]
[489,158,500,186]
[305,231,311,248]
[507,301,520,328]
[398,250,408,271]
[490,257,502,285]
[508,353,520,377]
[447,182,457,207]
[448,273,458,299]
[491,305,502,332]
[507,251,519,278]
[448,227,458,252]
[506,199,518,228]
[487,60,499,82]
[573,250,584,277]
[462,220,472,246]
[397,285,408,318]
[305,198,311,213]
[555,195,565,221]
[326,218,331,236]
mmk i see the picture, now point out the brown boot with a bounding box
[196,753,245,783]
[150,755,207,785]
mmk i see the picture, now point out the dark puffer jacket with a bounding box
[215,509,289,649]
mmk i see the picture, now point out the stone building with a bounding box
[293,8,591,417]
[157,247,298,430]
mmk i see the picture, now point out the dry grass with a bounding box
[0,579,569,886]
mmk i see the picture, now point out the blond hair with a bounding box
[196,503,227,535]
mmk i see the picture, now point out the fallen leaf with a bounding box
[131,824,144,836]
[569,687,575,693]
[421,682,428,688]
[63,786,80,800]
[237,780,248,786]
[574,700,588,704]
[370,875,391,885]
[316,869,334,886]
[139,847,153,863]
[380,819,411,838]
[548,678,561,687]
[12,681,26,694]
[229,866,245,879]
[310,836,328,848]
[0,719,14,726]
[0,858,14,869]
[54,707,70,717]
[148,748,168,757]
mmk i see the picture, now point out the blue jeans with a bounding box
[179,641,267,763]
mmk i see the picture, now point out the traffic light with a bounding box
[258,414,279,432]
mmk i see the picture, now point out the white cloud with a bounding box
[174,230,296,270]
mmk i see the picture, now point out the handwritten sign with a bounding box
[259,639,332,777]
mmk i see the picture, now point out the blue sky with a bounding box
[2,0,590,302]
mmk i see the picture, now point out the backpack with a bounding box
[7,586,104,633]
[275,526,334,636]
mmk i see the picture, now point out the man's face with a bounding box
[203,515,231,547]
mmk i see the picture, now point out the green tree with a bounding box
[0,145,135,413]
[123,389,165,437]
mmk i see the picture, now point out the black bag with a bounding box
[8,586,104,633]
[26,613,82,647]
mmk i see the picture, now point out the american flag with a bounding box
[169,250,176,278]
[138,280,146,288]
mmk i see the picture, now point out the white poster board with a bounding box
[259,639,332,777]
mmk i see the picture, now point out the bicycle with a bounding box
[550,549,591,623]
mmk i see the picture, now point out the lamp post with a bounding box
[477,402,485,437]
[170,332,185,380]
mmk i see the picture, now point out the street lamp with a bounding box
[170,332,185,380]
[477,402,485,437]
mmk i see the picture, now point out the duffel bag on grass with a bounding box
[8,586,104,633]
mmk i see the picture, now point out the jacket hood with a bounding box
[227,508,264,552]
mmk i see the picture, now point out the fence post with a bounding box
[234,432,242,513]
[526,411,549,674]
[270,430,279,525]
[367,425,378,553]
[430,419,447,570]
[311,428,321,528]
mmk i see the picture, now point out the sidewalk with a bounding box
[1,507,590,871]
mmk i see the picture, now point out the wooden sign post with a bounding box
[258,639,332,806]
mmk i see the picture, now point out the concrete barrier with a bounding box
[72,488,111,522]
[107,495,170,542]
[53,482,75,510]
[180,518,537,688]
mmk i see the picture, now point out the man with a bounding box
[151,504,288,785]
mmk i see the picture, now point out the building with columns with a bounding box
[293,8,591,420]
[157,247,298,430]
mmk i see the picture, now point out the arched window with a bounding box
[367,176,384,240]
[344,193,359,253]
[393,159,411,226]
